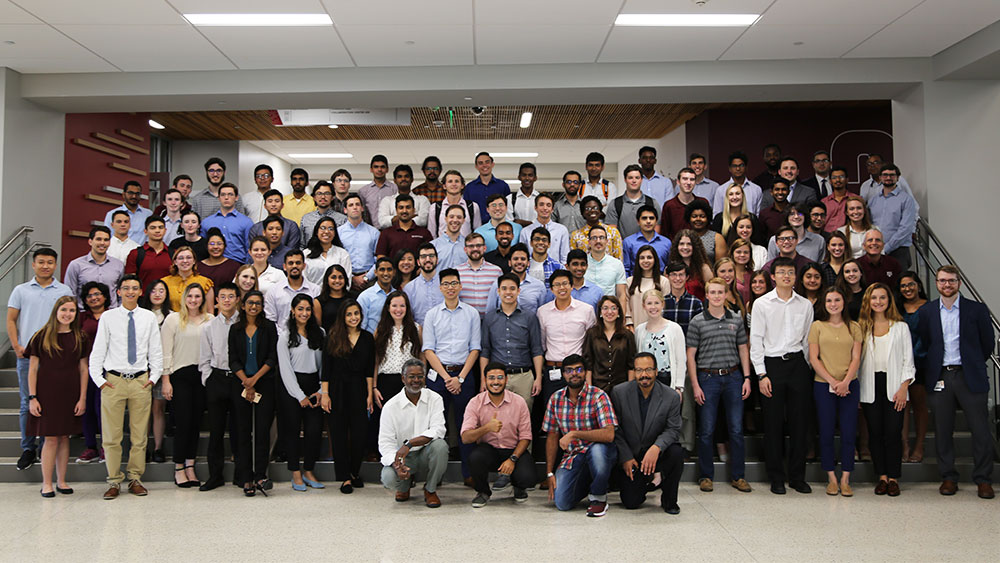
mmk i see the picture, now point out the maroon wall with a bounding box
[62,113,151,274]
[685,103,894,192]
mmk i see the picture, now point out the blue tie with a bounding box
[127,311,137,365]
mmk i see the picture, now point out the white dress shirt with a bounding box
[89,305,164,387]
[378,192,430,228]
[749,289,814,375]
[263,277,320,326]
[256,265,286,296]
[505,188,539,224]
[198,311,239,385]
[378,389,446,466]
[304,246,353,287]
[107,236,139,265]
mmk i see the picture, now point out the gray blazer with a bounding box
[760,181,819,209]
[610,380,681,463]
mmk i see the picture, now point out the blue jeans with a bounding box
[554,442,617,511]
[812,379,859,472]
[696,370,745,480]
[17,357,36,451]
[424,369,476,477]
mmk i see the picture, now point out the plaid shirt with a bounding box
[413,181,447,204]
[662,291,704,335]
[542,385,618,470]
[530,256,562,288]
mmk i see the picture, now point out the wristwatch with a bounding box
[27,394,37,400]
[546,472,555,478]
[758,374,767,381]
[402,439,411,448]
[509,454,519,462]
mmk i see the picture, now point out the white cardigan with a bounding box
[634,320,687,390]
[858,321,915,404]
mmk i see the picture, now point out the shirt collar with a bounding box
[940,295,961,312]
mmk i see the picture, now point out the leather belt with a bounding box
[943,365,963,371]
[107,370,147,380]
[768,351,804,361]
[443,365,464,372]
[212,368,234,377]
[699,366,738,376]
[544,361,562,367]
[505,366,532,374]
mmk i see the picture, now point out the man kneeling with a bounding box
[378,359,449,507]
[461,362,535,508]
[610,352,685,514]
[543,354,618,517]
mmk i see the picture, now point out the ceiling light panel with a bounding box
[184,14,333,26]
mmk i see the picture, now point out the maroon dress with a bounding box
[26,332,91,436]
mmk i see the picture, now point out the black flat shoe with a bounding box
[199,479,224,492]
[56,486,73,495]
[350,476,364,489]
[40,489,55,498]
[770,481,786,495]
[340,482,354,494]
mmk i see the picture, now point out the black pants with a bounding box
[931,368,995,484]
[169,365,204,463]
[614,443,684,509]
[863,372,904,479]
[280,372,323,472]
[272,375,287,459]
[761,354,811,483]
[468,443,536,495]
[331,376,369,481]
[534,374,567,435]
[206,370,243,481]
[369,373,404,452]
[234,375,276,484]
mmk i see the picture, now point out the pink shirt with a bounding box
[822,193,850,233]
[537,298,597,362]
[458,261,503,318]
[460,390,533,450]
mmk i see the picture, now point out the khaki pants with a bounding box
[101,373,152,485]
[506,370,535,412]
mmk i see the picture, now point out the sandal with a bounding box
[174,467,189,488]
[244,483,256,497]
[183,463,200,488]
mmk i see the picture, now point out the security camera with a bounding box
[471,106,485,115]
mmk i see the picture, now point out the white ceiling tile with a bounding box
[722,23,884,60]
[0,24,118,73]
[0,1,42,23]
[621,0,773,15]
[475,0,621,25]
[846,25,987,58]
[170,0,328,13]
[18,0,185,25]
[759,0,922,25]
[199,26,353,69]
[56,25,234,71]
[476,25,609,64]
[891,0,1000,26]
[599,26,745,62]
[325,0,471,25]
[338,24,472,66]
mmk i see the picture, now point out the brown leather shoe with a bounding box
[874,479,888,495]
[103,485,120,500]
[886,480,900,497]
[424,488,441,508]
[395,489,410,502]
[128,480,148,496]
[939,480,958,496]
[463,477,474,488]
[978,482,995,499]
[731,478,752,493]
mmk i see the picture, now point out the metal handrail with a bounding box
[0,242,50,283]
[0,226,33,259]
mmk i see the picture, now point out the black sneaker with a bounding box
[492,474,511,491]
[513,487,528,503]
[16,449,36,471]
[471,492,489,508]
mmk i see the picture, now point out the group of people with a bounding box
[7,145,994,514]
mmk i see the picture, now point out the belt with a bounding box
[544,361,562,367]
[212,368,234,377]
[443,365,464,372]
[767,351,804,361]
[943,365,962,372]
[505,366,533,374]
[107,369,147,379]
[699,366,738,376]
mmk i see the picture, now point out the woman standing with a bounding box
[138,279,171,462]
[712,184,765,246]
[314,264,351,333]
[668,229,714,300]
[838,196,874,258]
[725,214,768,266]
[898,272,929,463]
[835,259,868,321]
[27,297,90,497]
[392,248,417,290]
[321,300,375,494]
[371,291,422,454]
[729,239,755,305]
[686,200,727,263]
[633,289,686,389]
[304,217,352,287]
[199,229,241,294]
[160,283,213,488]
[795,262,827,308]
[582,296,636,391]
[623,245,668,330]
[248,236,286,295]
[277,294,326,491]
[228,290,279,496]
[233,264,259,300]
[161,246,214,312]
[809,287,863,496]
[857,283,915,496]
[75,282,110,465]
[820,231,851,286]
[169,210,208,260]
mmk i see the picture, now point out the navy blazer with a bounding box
[917,296,994,394]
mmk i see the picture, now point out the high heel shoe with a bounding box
[174,467,188,488]
[243,483,256,497]
[183,463,200,488]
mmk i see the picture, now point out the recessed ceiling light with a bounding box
[519,112,532,129]
[2,40,15,46]
[615,13,759,27]
[405,40,416,45]
[464,96,473,101]
[481,152,539,158]
[327,124,339,129]
[288,153,353,158]
[148,119,165,130]
[793,41,804,46]
[183,13,333,26]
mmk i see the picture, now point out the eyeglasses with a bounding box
[813,158,830,163]
[124,191,142,197]
[775,236,796,242]
[440,281,461,288]
[255,173,271,179]
[485,375,506,382]
[899,282,918,289]
[589,235,607,241]
[208,241,225,247]
[423,166,441,171]
[563,367,584,375]
[318,226,336,232]
[564,180,582,186]
[465,243,485,248]
[936,278,959,285]
[635,367,657,375]
[245,301,263,308]
[314,191,332,197]
[551,281,571,289]
[207,168,224,174]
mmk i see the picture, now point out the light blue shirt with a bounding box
[357,283,395,334]
[518,220,570,264]
[104,205,153,245]
[432,235,467,271]
[867,185,918,254]
[641,172,675,206]
[422,301,482,365]
[484,274,546,316]
[200,209,253,263]
[941,296,962,365]
[542,281,604,312]
[162,214,183,246]
[339,219,380,277]
[715,179,763,215]
[7,277,74,347]
[692,178,719,207]
[585,253,627,296]
[622,231,671,277]
[403,273,443,324]
[474,221,522,253]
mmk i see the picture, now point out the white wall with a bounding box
[891,86,929,211]
[171,140,239,194]
[238,141,292,196]
[613,124,687,186]
[0,69,65,255]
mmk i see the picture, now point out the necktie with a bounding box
[127,311,137,365]
[821,179,828,197]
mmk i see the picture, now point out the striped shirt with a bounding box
[457,261,503,318]
[686,308,747,370]
[542,385,618,470]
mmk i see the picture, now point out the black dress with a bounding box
[317,295,350,333]
[170,236,209,261]
[323,331,375,481]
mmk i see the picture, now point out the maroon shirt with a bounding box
[375,223,433,259]
[659,195,708,239]
[124,243,173,292]
[858,253,902,287]
[758,205,791,239]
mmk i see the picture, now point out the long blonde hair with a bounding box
[712,259,746,318]
[720,184,749,238]
[178,282,210,328]
[233,264,259,296]
[857,282,903,337]
[31,296,85,357]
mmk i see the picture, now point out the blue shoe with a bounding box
[291,480,307,492]
[302,476,325,489]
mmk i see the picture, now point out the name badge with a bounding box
[427,369,439,382]
[933,380,945,392]
[548,368,562,382]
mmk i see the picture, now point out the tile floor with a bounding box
[2,480,998,561]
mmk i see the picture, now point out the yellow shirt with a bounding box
[161,274,215,312]
[570,223,623,260]
[282,194,316,225]
[808,320,862,383]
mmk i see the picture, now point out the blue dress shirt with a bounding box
[422,301,482,365]
[357,283,395,333]
[104,205,154,245]
[339,219,380,277]
[464,176,511,223]
[622,231,672,277]
[403,273,443,324]
[201,209,253,263]
[484,274,546,316]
